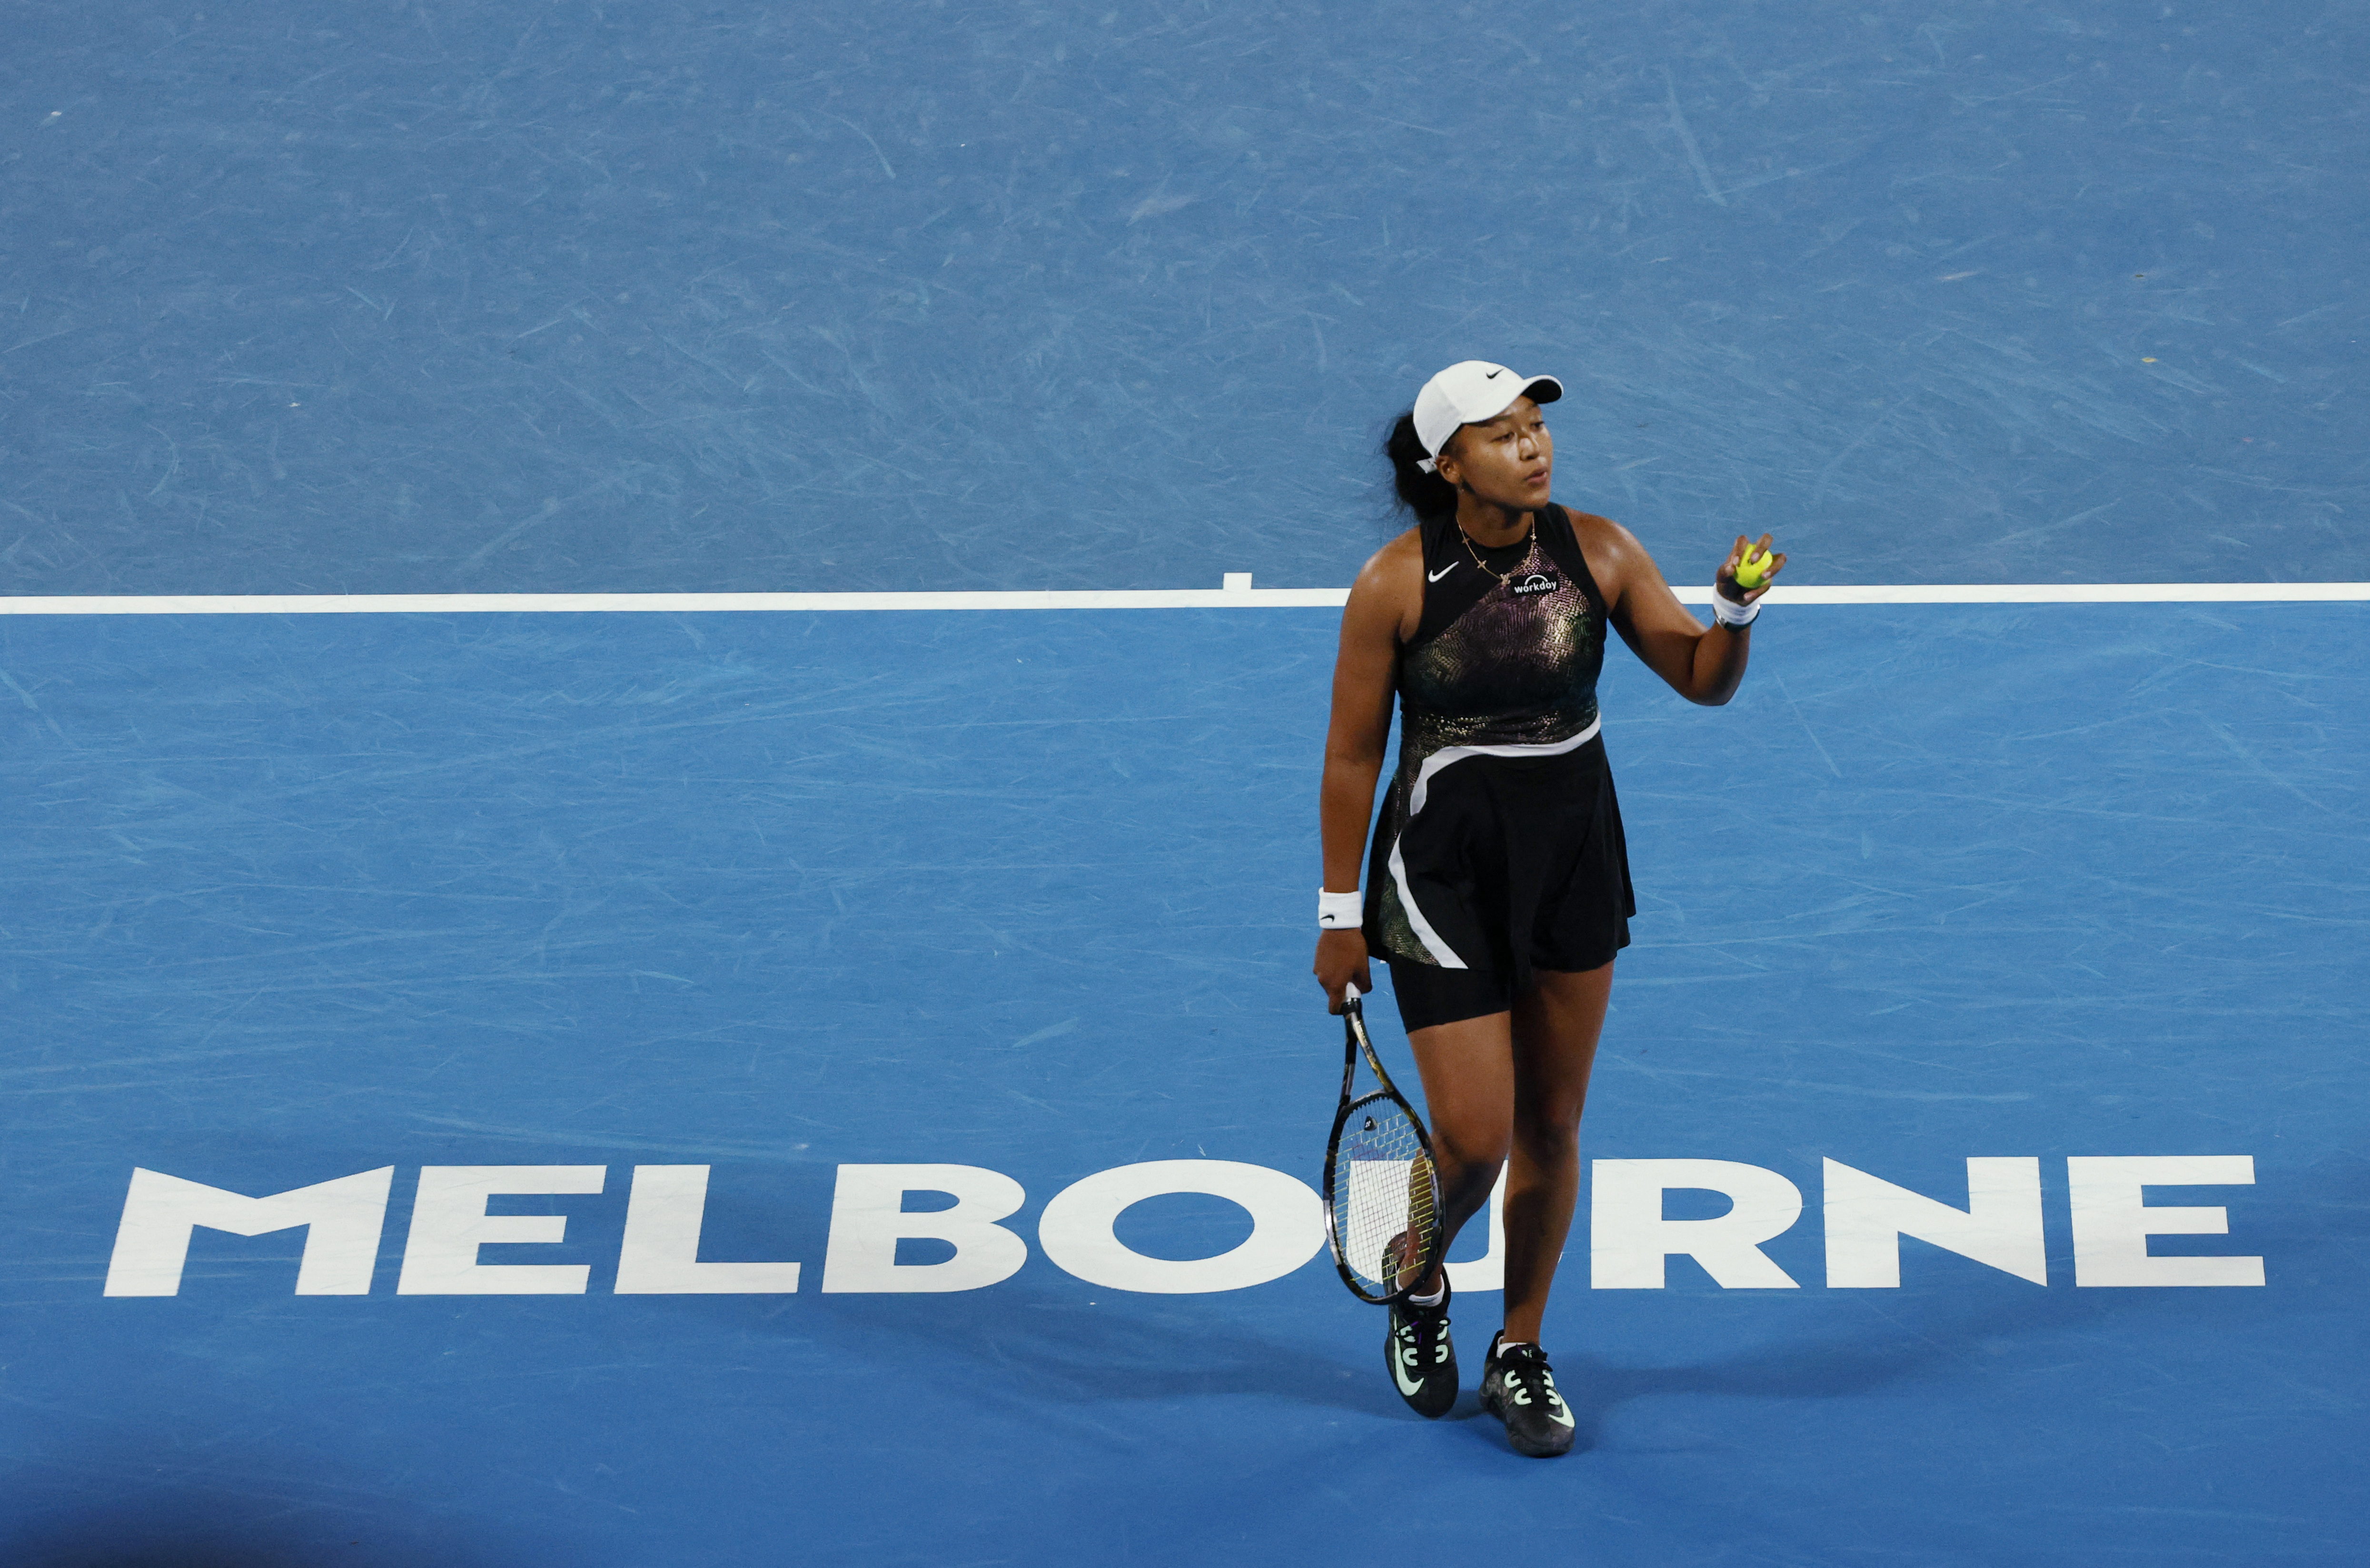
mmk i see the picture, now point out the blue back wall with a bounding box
[4,0,2364,594]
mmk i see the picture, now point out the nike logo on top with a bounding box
[1428,564,1458,582]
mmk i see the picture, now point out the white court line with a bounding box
[0,584,2363,615]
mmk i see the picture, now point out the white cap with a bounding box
[1413,361,1564,473]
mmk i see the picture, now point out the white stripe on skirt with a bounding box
[1384,715,1603,970]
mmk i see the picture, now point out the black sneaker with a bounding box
[1384,1278,1457,1419]
[1478,1332,1576,1457]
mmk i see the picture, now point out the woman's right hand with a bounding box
[1313,928,1373,1014]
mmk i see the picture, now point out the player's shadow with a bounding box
[803,1278,1388,1415]
[6,1519,509,1568]
[1529,1333,1953,1456]
[801,1272,2037,1439]
[1,1466,517,1568]
[788,1248,2281,1435]
[3,1543,309,1568]
[1484,1154,2370,1456]
[771,1146,2370,1443]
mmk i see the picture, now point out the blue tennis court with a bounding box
[5,601,2363,1563]
[4,0,2368,1562]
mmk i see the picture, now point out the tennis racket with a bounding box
[1320,986,1444,1305]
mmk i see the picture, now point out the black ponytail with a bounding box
[1386,411,1458,525]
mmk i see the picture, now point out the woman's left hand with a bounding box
[1716,533,1786,604]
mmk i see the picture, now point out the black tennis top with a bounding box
[1395,502,1610,769]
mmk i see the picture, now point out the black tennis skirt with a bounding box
[1364,732,1635,1032]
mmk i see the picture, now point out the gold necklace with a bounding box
[1458,523,1534,585]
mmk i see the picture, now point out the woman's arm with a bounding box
[1313,533,1419,1011]
[1590,518,1786,707]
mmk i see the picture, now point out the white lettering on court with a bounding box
[1445,1167,1507,1293]
[101,1153,2270,1297]
[1823,1158,2048,1287]
[1590,1159,1804,1289]
[103,1166,395,1297]
[2068,1156,2263,1287]
[1036,1160,1322,1293]
[615,1165,802,1294]
[820,1164,1029,1293]
[396,1166,606,1295]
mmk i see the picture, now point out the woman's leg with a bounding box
[1404,1011,1516,1294]
[1500,960,1614,1344]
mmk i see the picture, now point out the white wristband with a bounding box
[1318,889,1362,930]
[1711,592,1761,629]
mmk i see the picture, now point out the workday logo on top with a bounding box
[100,1154,2266,1299]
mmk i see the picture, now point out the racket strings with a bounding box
[1331,1098,1441,1296]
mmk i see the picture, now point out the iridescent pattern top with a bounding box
[1363,503,1612,969]
[1397,503,1607,764]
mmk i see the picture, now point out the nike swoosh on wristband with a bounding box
[1428,564,1457,582]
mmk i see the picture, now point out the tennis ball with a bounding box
[1734,548,1770,590]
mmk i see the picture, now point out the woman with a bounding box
[1312,360,1783,1458]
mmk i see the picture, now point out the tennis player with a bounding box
[1312,360,1783,1457]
